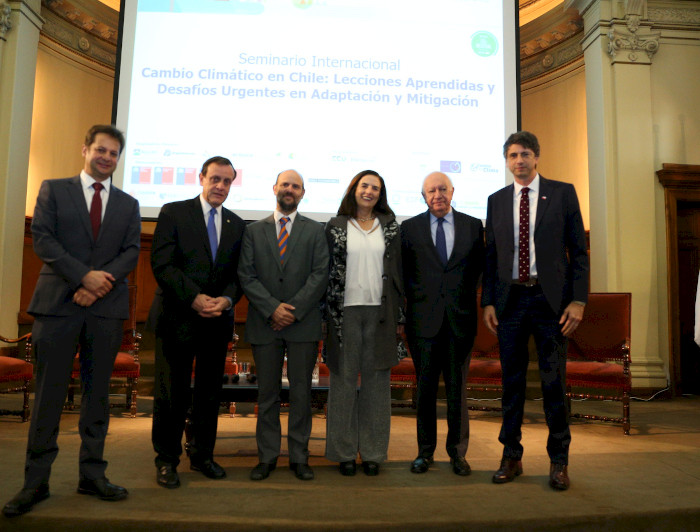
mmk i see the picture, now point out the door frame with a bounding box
[657,163,700,394]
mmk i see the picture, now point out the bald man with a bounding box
[401,172,484,476]
[238,170,329,481]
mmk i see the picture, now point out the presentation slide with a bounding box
[114,0,518,221]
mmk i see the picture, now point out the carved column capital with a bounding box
[0,2,12,40]
[607,18,660,64]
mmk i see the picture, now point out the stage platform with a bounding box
[1,393,699,531]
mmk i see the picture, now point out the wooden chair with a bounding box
[466,304,503,411]
[66,285,141,417]
[390,356,418,408]
[0,332,33,422]
[566,292,632,434]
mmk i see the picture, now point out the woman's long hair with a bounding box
[337,169,395,217]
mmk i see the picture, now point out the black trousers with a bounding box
[409,317,472,459]
[497,285,571,465]
[152,317,230,467]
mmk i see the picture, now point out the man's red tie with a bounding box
[518,187,530,282]
[90,182,103,240]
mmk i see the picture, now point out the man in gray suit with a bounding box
[3,125,140,518]
[238,169,329,481]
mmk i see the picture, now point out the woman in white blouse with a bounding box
[324,170,404,476]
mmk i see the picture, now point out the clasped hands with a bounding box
[270,302,296,331]
[191,294,230,318]
[72,270,114,307]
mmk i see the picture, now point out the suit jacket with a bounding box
[481,176,589,316]
[324,214,404,372]
[149,197,246,337]
[238,213,329,344]
[401,209,484,341]
[28,176,141,319]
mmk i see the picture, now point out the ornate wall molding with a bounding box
[521,38,583,81]
[648,6,700,26]
[40,0,117,68]
[43,0,117,44]
[519,6,584,83]
[0,2,12,41]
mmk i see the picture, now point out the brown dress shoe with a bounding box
[549,463,570,490]
[492,458,523,484]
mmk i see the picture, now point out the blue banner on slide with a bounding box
[138,0,264,15]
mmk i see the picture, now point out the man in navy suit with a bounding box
[401,172,484,476]
[149,156,246,489]
[3,125,141,518]
[482,131,589,491]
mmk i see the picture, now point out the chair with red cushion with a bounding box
[465,304,503,411]
[566,292,632,434]
[66,285,141,417]
[0,332,33,422]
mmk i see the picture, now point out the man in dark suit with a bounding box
[3,125,140,518]
[482,131,588,491]
[150,156,246,489]
[401,171,484,476]
[238,169,329,481]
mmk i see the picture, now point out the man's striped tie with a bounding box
[278,216,290,263]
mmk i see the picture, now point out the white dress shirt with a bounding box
[80,170,110,221]
[429,209,455,260]
[512,174,540,280]
[344,218,384,307]
[199,194,222,244]
[274,209,298,237]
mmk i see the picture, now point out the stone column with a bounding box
[564,0,666,388]
[0,0,43,337]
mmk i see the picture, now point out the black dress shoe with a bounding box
[410,455,434,474]
[362,461,380,476]
[290,462,314,480]
[157,464,180,489]
[450,456,472,476]
[190,459,226,479]
[77,478,128,501]
[2,485,50,517]
[492,458,523,484]
[339,460,357,476]
[250,462,276,481]
[549,463,570,491]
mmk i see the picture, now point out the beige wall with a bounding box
[520,66,590,230]
[26,40,114,215]
[651,39,700,168]
[651,31,700,382]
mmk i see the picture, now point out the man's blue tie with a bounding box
[436,217,448,265]
[207,208,218,260]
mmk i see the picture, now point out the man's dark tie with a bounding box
[90,182,103,240]
[436,217,448,265]
[278,216,290,263]
[518,187,530,282]
[207,208,218,260]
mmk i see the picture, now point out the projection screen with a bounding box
[114,0,519,221]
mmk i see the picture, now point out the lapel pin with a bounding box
[541,196,547,200]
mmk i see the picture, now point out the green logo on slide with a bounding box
[471,31,498,57]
